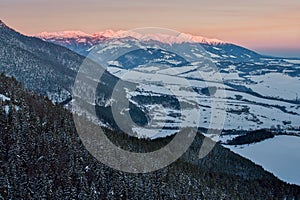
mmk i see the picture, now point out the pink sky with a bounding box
[1,0,299,57]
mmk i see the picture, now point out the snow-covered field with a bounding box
[107,63,300,138]
[225,135,300,185]
[284,59,300,64]
[246,73,300,100]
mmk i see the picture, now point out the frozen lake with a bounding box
[225,135,300,185]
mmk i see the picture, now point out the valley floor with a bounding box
[225,135,300,185]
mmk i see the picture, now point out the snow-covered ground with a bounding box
[246,73,300,101]
[225,135,300,185]
[107,64,300,138]
[284,59,300,64]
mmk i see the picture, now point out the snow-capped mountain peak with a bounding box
[180,33,225,45]
[36,31,92,39]
[34,30,226,45]
[92,29,125,38]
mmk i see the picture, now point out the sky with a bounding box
[1,0,300,57]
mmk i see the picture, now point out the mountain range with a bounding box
[33,27,300,138]
[1,19,300,189]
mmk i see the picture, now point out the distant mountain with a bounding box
[35,29,225,45]
[35,30,107,56]
[35,30,263,62]
[37,28,300,138]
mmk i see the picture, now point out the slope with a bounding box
[0,73,299,199]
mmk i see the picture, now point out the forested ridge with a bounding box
[0,74,300,199]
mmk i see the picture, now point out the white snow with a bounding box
[212,47,221,50]
[107,60,122,67]
[225,135,300,185]
[0,94,10,101]
[4,105,9,114]
[34,31,92,39]
[34,30,226,45]
[207,52,221,58]
[107,64,300,133]
[284,59,300,64]
[246,73,300,101]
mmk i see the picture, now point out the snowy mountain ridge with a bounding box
[34,29,226,45]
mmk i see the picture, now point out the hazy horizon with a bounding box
[1,0,299,57]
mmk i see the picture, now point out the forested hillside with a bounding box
[1,74,300,199]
